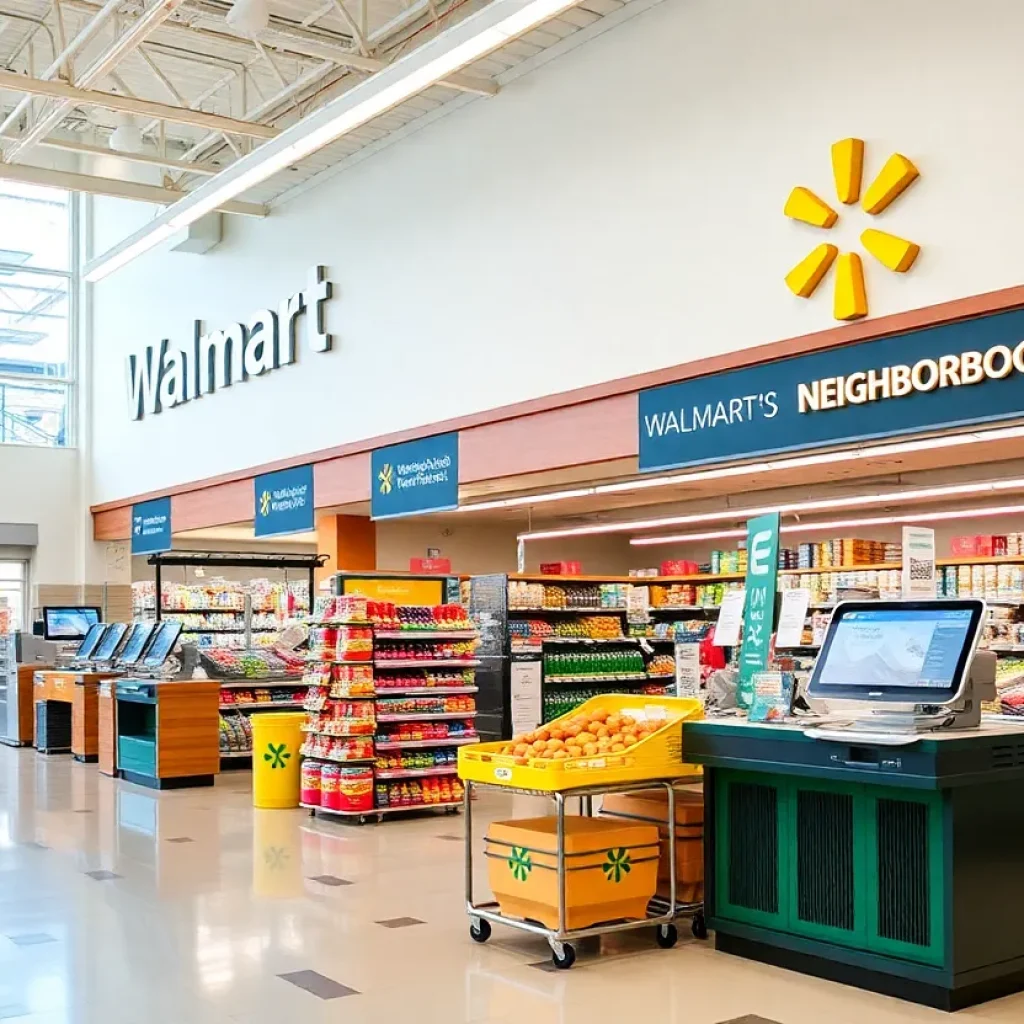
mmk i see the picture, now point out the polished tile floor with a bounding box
[0,747,1022,1024]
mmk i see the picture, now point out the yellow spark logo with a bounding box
[378,463,393,495]
[259,490,271,516]
[784,139,920,321]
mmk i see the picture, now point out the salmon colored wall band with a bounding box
[91,283,1024,540]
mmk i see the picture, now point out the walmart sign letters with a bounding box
[126,266,333,420]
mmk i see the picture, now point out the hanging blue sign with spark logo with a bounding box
[131,497,172,555]
[371,433,459,519]
[254,464,314,537]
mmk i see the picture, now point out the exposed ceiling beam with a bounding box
[4,0,187,162]
[29,135,223,176]
[0,161,266,216]
[0,69,280,139]
[255,27,499,96]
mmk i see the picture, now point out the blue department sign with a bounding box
[254,465,314,538]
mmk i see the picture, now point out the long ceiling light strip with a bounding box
[461,423,1024,517]
[83,0,579,282]
[518,480,1020,542]
[628,503,1024,546]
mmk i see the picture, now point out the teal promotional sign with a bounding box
[254,464,314,537]
[639,306,1024,471]
[371,432,459,519]
[131,497,172,555]
[737,512,780,709]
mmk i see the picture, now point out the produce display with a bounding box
[301,598,480,819]
[651,582,739,608]
[647,654,675,677]
[500,707,658,761]
[543,648,646,681]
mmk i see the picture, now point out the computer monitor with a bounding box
[807,600,986,705]
[115,622,156,668]
[42,606,101,642]
[92,622,129,663]
[141,621,182,669]
[73,623,107,661]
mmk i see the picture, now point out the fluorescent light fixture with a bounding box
[226,0,269,36]
[522,478,1024,542]
[629,503,1024,546]
[84,0,578,281]
[477,423,1024,533]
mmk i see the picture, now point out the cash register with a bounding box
[683,598,1024,1011]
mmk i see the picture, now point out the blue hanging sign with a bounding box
[131,497,172,555]
[639,306,1024,472]
[371,432,459,519]
[254,464,315,537]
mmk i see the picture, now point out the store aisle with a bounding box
[0,748,1018,1024]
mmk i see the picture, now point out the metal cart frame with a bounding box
[464,776,706,969]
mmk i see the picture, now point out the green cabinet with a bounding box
[715,770,945,966]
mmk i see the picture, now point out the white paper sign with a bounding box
[776,589,811,648]
[674,642,701,697]
[902,526,937,598]
[510,660,542,735]
[714,589,746,646]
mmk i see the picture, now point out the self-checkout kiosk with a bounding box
[684,599,1024,1011]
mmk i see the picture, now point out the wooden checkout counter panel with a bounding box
[98,678,220,789]
[32,670,118,760]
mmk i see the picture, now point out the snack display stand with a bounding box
[300,582,478,823]
[458,695,706,968]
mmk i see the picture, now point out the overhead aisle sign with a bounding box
[639,306,1024,472]
[371,432,459,519]
[131,497,172,555]
[255,464,314,537]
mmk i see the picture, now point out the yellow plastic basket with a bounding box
[458,694,703,792]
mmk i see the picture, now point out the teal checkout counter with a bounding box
[684,715,1024,1011]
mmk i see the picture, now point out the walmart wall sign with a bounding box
[254,464,314,538]
[131,496,172,555]
[639,307,1024,471]
[126,266,333,420]
[371,432,459,519]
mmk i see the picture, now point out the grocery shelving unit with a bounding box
[300,579,478,823]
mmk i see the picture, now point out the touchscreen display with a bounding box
[815,607,976,689]
[44,607,100,641]
[93,622,129,662]
[74,623,106,660]
[143,622,182,667]
[116,623,155,665]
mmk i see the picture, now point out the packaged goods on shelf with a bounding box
[376,695,476,716]
[303,699,376,736]
[220,687,302,708]
[201,647,304,679]
[376,775,463,809]
[375,748,459,773]
[219,713,252,755]
[307,624,374,661]
[543,648,646,681]
[155,579,308,615]
[374,668,475,690]
[507,581,629,610]
[377,719,476,743]
[300,734,374,761]
[709,549,747,575]
[651,582,739,608]
[312,764,374,812]
[647,654,675,677]
[950,535,1009,558]
[659,560,700,576]
[375,638,477,662]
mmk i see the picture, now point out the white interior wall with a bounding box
[88,0,1024,505]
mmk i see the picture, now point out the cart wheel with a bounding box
[691,913,708,940]
[551,943,576,970]
[656,923,678,949]
[469,919,491,943]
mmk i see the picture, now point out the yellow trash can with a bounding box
[251,712,304,809]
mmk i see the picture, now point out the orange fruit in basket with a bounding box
[590,709,609,723]
[536,728,551,743]
[549,727,565,741]
[620,715,636,729]
[552,750,569,760]
[500,744,513,755]
[531,740,547,754]
[583,742,598,756]
[622,734,637,747]
[605,715,621,733]
[565,744,582,758]
[546,738,564,752]
[513,743,530,757]
[594,725,609,739]
[564,723,581,738]
[609,733,624,746]
[577,732,596,746]
[513,757,529,765]
[596,737,612,751]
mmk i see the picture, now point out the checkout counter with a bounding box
[686,599,1024,1011]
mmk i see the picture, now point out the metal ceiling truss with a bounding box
[0,0,500,212]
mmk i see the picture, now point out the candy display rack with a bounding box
[300,580,479,823]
